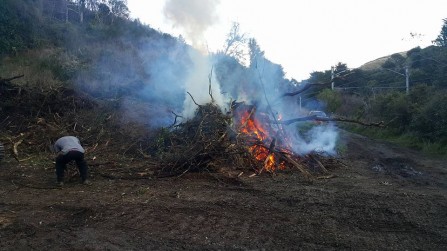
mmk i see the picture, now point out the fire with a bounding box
[235,106,287,172]
[239,109,268,141]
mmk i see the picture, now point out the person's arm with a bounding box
[54,141,63,155]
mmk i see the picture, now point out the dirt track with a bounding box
[1,131,446,250]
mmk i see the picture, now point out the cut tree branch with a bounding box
[0,74,24,83]
[272,116,384,127]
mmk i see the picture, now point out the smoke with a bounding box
[97,36,226,125]
[162,0,226,119]
[181,49,226,119]
[212,53,340,156]
[292,124,339,156]
[71,2,339,156]
[163,0,220,50]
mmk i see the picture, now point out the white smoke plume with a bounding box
[163,0,221,50]
[163,0,225,119]
[181,49,226,119]
[293,124,339,156]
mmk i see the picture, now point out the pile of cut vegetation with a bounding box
[151,103,259,176]
[150,101,343,178]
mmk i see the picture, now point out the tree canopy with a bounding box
[433,18,447,47]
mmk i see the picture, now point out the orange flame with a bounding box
[236,108,287,172]
[239,110,267,140]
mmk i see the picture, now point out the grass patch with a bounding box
[347,125,447,158]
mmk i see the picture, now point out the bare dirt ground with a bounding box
[1,130,446,250]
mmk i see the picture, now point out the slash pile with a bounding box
[153,103,342,177]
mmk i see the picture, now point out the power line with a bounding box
[335,86,405,90]
[331,65,410,94]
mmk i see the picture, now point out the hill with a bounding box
[359,51,407,71]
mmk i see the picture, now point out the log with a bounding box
[309,154,329,174]
[281,153,312,178]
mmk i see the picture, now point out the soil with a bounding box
[0,130,446,250]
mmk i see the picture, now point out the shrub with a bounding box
[370,91,411,133]
[317,89,342,113]
[410,91,447,143]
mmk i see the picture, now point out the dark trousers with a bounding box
[55,151,88,182]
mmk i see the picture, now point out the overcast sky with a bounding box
[127,0,446,81]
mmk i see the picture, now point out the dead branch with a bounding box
[0,74,24,83]
[254,66,283,135]
[88,161,114,166]
[281,153,312,178]
[98,173,151,180]
[11,180,61,190]
[153,103,348,178]
[230,100,245,112]
[138,147,151,159]
[239,106,256,129]
[309,154,329,174]
[12,139,23,162]
[208,66,214,103]
[169,111,183,128]
[272,116,384,127]
[258,138,277,174]
[268,137,276,153]
[316,174,336,179]
[187,92,201,107]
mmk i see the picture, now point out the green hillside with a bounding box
[359,52,407,71]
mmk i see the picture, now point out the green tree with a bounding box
[382,53,406,70]
[0,0,40,54]
[317,89,342,113]
[371,92,411,133]
[334,62,348,74]
[433,18,447,47]
[96,2,110,23]
[248,38,264,69]
[109,0,129,22]
[410,91,447,142]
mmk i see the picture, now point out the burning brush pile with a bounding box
[153,101,343,178]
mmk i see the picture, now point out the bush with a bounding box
[370,91,411,133]
[317,89,341,113]
[0,0,37,54]
[410,91,447,143]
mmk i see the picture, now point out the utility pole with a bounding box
[383,67,410,95]
[331,66,335,90]
[405,66,410,95]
